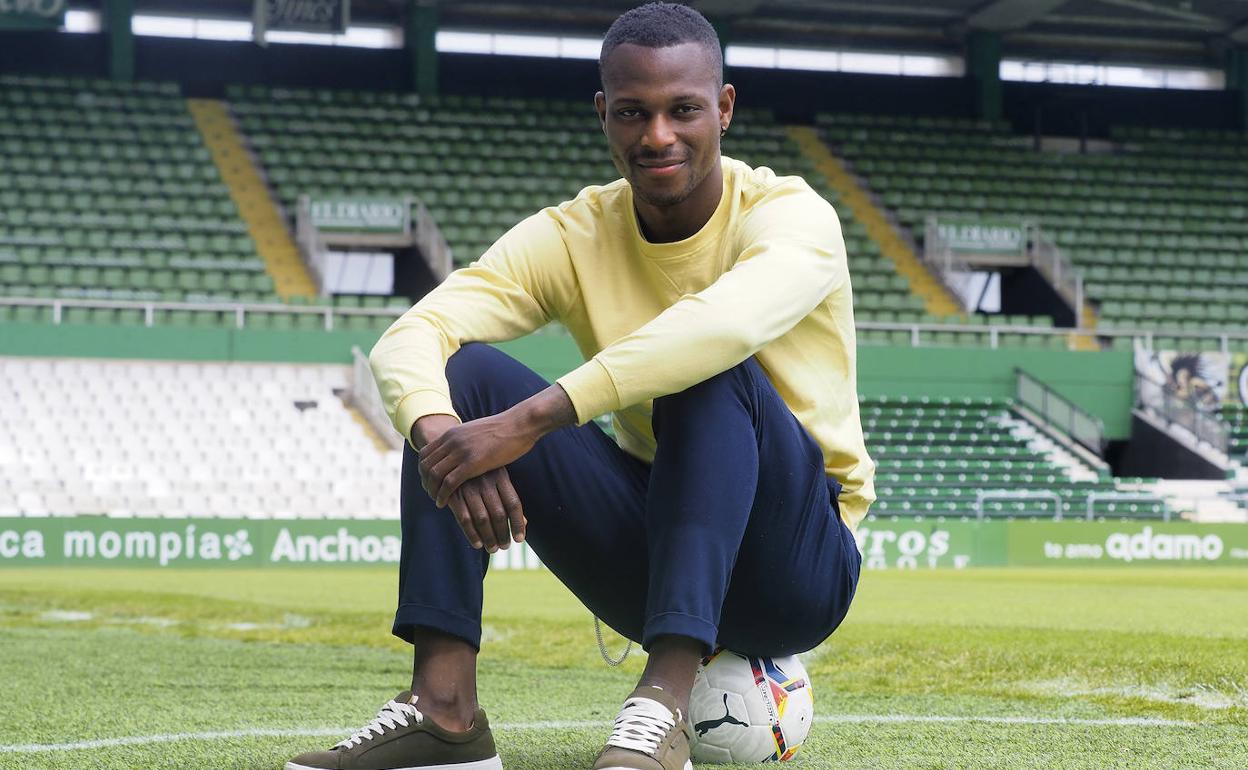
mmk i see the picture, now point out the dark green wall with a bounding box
[0,322,1134,438]
[0,322,382,363]
[858,346,1134,439]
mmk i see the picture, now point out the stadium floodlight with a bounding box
[194,19,253,42]
[1001,58,1224,90]
[62,10,100,33]
[726,44,963,78]
[131,14,195,38]
[435,30,602,60]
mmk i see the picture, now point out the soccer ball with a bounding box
[687,649,814,763]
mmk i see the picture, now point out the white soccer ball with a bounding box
[687,649,814,763]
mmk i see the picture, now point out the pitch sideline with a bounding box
[0,714,1217,754]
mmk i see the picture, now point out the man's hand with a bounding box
[416,381,576,519]
[410,414,524,551]
[412,383,578,550]
[420,411,539,509]
[445,469,525,552]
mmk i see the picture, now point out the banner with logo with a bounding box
[1135,348,1228,412]
[3,517,1245,569]
[0,0,67,29]
[309,196,409,234]
[852,519,1002,569]
[935,218,1026,256]
[1006,521,1248,567]
[253,0,349,45]
[1232,353,1248,408]
[0,517,539,569]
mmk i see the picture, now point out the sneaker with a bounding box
[285,691,502,770]
[591,686,692,770]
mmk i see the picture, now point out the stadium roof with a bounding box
[78,0,1248,66]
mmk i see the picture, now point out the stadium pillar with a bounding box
[405,1,438,98]
[104,0,134,82]
[1229,47,1248,133]
[711,18,731,60]
[966,29,1002,122]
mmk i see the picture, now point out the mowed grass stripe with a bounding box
[2,567,1246,769]
[1,713,1218,754]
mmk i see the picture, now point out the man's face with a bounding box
[595,42,733,208]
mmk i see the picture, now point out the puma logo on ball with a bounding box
[694,693,749,736]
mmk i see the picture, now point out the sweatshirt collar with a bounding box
[628,157,734,261]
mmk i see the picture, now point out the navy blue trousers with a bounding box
[394,343,861,657]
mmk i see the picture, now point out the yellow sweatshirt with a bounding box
[369,156,875,527]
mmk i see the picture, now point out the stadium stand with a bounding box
[722,119,931,324]
[0,76,414,332]
[862,394,1169,519]
[0,356,400,518]
[0,350,1169,521]
[0,76,276,315]
[229,87,616,266]
[0,73,1232,525]
[229,86,1063,345]
[819,112,1248,352]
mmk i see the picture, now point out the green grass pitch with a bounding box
[2,566,1246,769]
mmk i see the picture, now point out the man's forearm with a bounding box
[512,383,578,441]
[410,382,576,454]
[411,413,460,450]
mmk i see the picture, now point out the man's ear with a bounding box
[718,83,736,134]
[594,91,608,133]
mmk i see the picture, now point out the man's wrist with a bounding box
[410,413,460,450]
[512,383,577,440]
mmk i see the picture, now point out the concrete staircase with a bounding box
[997,411,1104,483]
[188,98,317,299]
[787,125,961,318]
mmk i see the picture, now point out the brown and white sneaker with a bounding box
[591,686,692,770]
[285,691,502,770]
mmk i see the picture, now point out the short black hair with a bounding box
[599,2,723,87]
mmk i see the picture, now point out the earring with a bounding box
[720,125,728,137]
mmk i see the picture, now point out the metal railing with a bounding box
[1135,371,1230,455]
[946,489,1243,523]
[2,296,1247,354]
[0,295,405,330]
[1026,224,1085,329]
[1083,492,1172,522]
[922,217,978,313]
[922,217,1086,328]
[412,199,453,282]
[1016,368,1105,455]
[974,489,1063,520]
[295,194,453,292]
[856,318,1248,353]
[294,196,332,296]
[350,345,402,450]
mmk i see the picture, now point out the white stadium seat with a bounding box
[1,357,403,520]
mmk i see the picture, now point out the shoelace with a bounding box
[605,697,676,755]
[334,697,424,749]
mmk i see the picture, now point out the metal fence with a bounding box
[2,296,1248,353]
[922,217,978,313]
[350,345,401,450]
[1016,368,1105,454]
[1135,371,1230,455]
[1026,224,1085,329]
[0,295,404,330]
[411,198,453,282]
[974,489,1064,520]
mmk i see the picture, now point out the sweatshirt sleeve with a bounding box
[556,183,848,425]
[368,210,573,446]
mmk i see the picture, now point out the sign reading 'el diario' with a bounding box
[309,197,409,233]
[936,218,1026,255]
[0,0,67,28]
